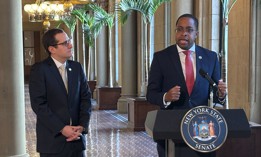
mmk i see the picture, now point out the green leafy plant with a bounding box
[86,3,116,87]
[57,5,110,80]
[118,0,171,96]
[57,15,77,34]
[85,4,115,47]
[221,0,238,18]
[119,0,171,24]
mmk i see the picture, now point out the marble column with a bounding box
[76,21,86,74]
[171,0,193,43]
[208,0,220,53]
[114,0,121,86]
[165,2,171,47]
[250,0,261,124]
[195,0,210,47]
[173,0,193,23]
[108,0,117,87]
[117,13,137,113]
[96,26,108,87]
[189,0,220,50]
[0,0,28,156]
[137,15,155,97]
[88,46,96,80]
[137,16,146,97]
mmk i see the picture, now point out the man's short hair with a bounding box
[42,28,64,55]
[176,14,199,30]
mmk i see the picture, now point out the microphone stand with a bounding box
[208,86,214,108]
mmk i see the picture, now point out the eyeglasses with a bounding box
[175,27,196,34]
[51,38,72,47]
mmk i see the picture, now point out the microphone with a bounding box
[199,68,218,89]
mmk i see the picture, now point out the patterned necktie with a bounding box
[59,65,68,92]
[183,50,194,95]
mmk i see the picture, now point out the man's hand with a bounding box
[165,86,181,102]
[217,79,227,98]
[73,126,85,133]
[61,125,83,142]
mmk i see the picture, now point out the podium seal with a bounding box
[180,106,228,153]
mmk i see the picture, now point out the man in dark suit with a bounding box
[146,14,227,157]
[29,28,92,157]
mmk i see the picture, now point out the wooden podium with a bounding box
[145,109,252,157]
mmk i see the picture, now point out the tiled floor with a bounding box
[25,85,158,157]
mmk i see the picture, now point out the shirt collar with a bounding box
[177,43,196,54]
[51,57,66,68]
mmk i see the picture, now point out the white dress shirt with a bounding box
[163,43,196,107]
[51,57,68,84]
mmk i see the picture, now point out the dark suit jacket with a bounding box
[29,57,92,153]
[146,44,222,109]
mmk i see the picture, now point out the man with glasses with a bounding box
[29,28,92,157]
[146,14,227,157]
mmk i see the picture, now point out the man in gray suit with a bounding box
[29,28,92,157]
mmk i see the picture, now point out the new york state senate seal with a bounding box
[180,106,228,153]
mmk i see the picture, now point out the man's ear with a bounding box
[48,46,54,54]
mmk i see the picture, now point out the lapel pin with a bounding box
[199,56,202,60]
[69,68,72,71]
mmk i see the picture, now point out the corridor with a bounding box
[25,85,158,157]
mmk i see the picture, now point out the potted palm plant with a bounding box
[58,5,108,80]
[86,3,115,87]
[119,0,171,96]
[86,3,123,110]
[58,5,112,100]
